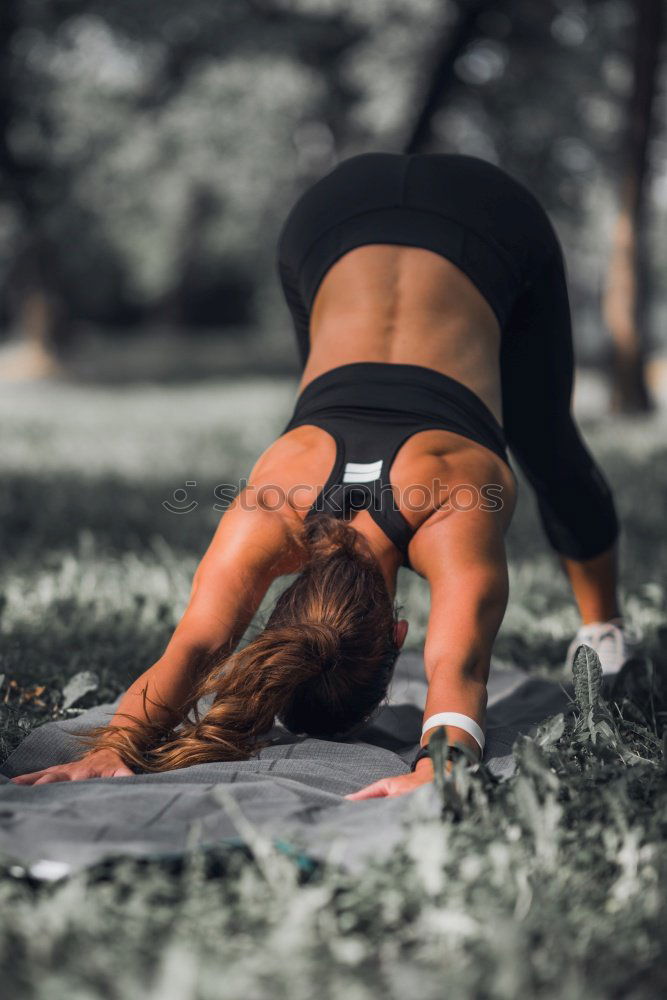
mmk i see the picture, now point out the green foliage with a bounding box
[3,0,664,363]
[573,641,603,713]
[0,0,443,325]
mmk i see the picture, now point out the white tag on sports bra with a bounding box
[342,460,383,484]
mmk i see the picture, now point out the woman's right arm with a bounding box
[10,495,300,784]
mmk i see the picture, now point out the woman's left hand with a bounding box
[344,761,435,800]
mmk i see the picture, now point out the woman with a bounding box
[11,152,634,798]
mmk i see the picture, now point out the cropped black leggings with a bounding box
[276,152,620,561]
[497,242,619,559]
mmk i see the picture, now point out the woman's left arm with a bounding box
[346,482,513,800]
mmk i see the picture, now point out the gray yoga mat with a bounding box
[0,651,570,879]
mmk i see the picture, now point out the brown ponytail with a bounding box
[76,514,402,772]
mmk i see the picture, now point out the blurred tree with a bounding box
[0,0,665,386]
[602,0,663,413]
[0,0,73,377]
[403,0,667,381]
[0,0,362,356]
[404,0,495,155]
[0,0,447,360]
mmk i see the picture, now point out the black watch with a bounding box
[410,742,467,772]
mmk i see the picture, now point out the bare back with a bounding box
[303,245,503,424]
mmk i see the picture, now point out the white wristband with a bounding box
[421,712,485,754]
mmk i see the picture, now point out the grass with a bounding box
[1,376,667,999]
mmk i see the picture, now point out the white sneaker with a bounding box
[564,618,642,677]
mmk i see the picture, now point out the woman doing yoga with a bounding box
[11,153,635,798]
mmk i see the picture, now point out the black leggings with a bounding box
[276,152,619,561]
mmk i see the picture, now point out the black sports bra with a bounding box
[281,362,511,571]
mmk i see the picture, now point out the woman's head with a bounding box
[77,513,408,772]
[271,513,407,737]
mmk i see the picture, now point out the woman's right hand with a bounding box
[9,748,135,784]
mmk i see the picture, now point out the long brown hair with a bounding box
[76,514,402,772]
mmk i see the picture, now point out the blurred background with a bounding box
[0,0,665,408]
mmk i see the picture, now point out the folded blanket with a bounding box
[0,652,570,878]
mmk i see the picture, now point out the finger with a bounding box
[9,770,50,784]
[344,780,391,801]
[33,773,69,784]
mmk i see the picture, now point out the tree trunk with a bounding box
[1,234,66,380]
[403,0,495,155]
[0,1,71,380]
[603,0,663,414]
